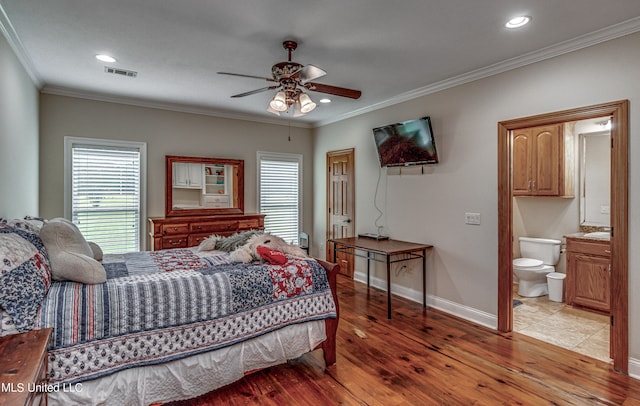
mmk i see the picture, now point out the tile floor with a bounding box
[512,284,611,363]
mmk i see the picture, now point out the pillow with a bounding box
[256,245,288,265]
[0,223,52,332]
[39,218,106,284]
[88,241,103,262]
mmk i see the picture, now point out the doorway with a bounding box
[497,100,629,373]
[326,148,355,277]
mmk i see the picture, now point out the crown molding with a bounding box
[316,16,640,128]
[0,2,42,88]
[41,86,314,129]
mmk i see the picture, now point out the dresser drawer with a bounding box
[188,233,210,247]
[162,236,188,248]
[238,219,260,230]
[190,221,238,234]
[161,223,190,235]
[566,239,611,256]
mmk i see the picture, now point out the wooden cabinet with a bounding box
[566,237,611,313]
[513,124,574,197]
[148,214,265,251]
[0,328,52,406]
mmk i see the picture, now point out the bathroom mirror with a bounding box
[579,131,610,227]
[165,155,244,217]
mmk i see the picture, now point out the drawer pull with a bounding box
[196,226,202,230]
[169,240,183,246]
[604,250,611,254]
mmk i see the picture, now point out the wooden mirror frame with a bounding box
[165,155,244,217]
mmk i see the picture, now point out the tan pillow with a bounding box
[39,218,106,284]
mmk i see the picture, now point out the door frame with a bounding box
[497,100,629,373]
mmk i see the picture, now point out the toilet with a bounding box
[513,237,562,297]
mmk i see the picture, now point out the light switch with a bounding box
[465,212,481,225]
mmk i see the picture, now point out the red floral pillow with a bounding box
[256,245,287,265]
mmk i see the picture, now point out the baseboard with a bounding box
[353,271,497,330]
[629,357,640,380]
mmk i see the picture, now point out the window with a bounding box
[257,152,302,244]
[64,137,147,254]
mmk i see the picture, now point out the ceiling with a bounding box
[2,1,640,127]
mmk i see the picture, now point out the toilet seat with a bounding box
[513,258,544,270]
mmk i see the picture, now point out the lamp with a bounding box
[299,92,316,113]
[267,89,317,116]
[269,91,288,112]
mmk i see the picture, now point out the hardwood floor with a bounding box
[169,275,640,405]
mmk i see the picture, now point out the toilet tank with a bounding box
[519,237,561,265]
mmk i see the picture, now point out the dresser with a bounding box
[148,213,265,251]
[0,328,52,406]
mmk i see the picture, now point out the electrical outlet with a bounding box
[465,212,481,225]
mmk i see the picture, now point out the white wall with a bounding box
[312,32,640,364]
[0,33,39,218]
[39,94,314,249]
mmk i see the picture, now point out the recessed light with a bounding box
[505,16,531,28]
[96,54,116,63]
[319,98,331,104]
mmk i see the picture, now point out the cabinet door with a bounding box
[512,129,533,195]
[570,253,610,312]
[173,162,190,187]
[532,125,561,195]
[187,163,203,188]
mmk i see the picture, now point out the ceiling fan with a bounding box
[218,40,361,116]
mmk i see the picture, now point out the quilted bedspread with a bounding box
[36,249,336,384]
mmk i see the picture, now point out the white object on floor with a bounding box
[547,272,566,302]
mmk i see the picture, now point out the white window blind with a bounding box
[258,152,302,244]
[65,138,146,254]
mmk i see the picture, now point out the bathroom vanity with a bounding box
[565,234,611,313]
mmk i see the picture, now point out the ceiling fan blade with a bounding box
[231,85,279,98]
[304,82,362,99]
[292,64,327,83]
[218,72,277,82]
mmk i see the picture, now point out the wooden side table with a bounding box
[0,328,52,406]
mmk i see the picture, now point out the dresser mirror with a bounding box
[165,155,244,217]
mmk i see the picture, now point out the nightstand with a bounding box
[0,328,52,406]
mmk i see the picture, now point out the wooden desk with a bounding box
[329,237,432,319]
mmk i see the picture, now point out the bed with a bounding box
[0,219,339,405]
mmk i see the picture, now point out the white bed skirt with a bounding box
[49,320,326,406]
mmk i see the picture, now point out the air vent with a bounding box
[104,66,138,78]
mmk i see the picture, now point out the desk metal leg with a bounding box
[386,254,392,319]
[422,248,427,310]
[366,251,371,287]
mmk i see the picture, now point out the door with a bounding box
[326,148,355,277]
[498,100,629,373]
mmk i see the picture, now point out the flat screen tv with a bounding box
[373,116,439,167]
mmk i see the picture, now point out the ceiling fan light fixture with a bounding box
[267,105,281,116]
[269,91,288,111]
[299,93,317,113]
